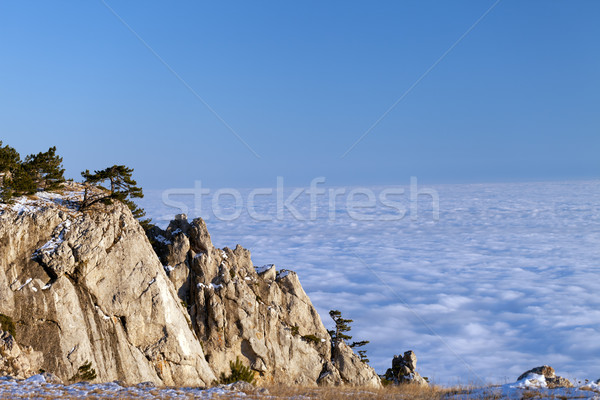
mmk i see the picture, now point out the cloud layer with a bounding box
[139,180,600,385]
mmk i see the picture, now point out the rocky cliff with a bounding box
[0,189,215,386]
[0,187,380,387]
[148,214,381,388]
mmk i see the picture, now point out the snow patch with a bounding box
[17,278,32,291]
[33,219,72,258]
[154,234,172,245]
[277,269,291,279]
[511,373,547,389]
[255,264,274,274]
[163,265,174,273]
[197,282,223,290]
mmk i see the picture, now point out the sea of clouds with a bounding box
[139,179,600,385]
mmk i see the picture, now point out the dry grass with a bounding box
[236,383,456,400]
[2,382,597,400]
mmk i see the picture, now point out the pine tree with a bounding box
[357,349,370,363]
[0,141,21,201]
[329,309,353,355]
[81,165,151,228]
[329,310,371,364]
[0,141,21,174]
[8,164,37,196]
[23,146,65,191]
[350,340,370,363]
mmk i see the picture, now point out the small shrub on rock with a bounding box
[70,361,97,382]
[301,334,321,345]
[0,314,16,338]
[218,357,255,385]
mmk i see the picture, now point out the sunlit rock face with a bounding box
[0,188,215,386]
[150,214,381,388]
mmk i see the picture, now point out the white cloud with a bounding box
[139,180,600,384]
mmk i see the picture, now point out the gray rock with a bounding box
[517,365,556,381]
[40,372,63,384]
[0,188,215,386]
[0,330,43,379]
[384,350,428,386]
[225,380,255,392]
[317,361,342,387]
[331,342,381,388]
[517,365,573,388]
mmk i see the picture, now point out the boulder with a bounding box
[517,365,573,388]
[384,350,428,386]
[332,342,382,388]
[517,365,555,381]
[317,361,342,386]
[0,330,43,379]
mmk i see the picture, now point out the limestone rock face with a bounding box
[0,330,43,379]
[1,188,381,388]
[150,215,381,387]
[0,191,215,386]
[331,342,381,388]
[383,350,428,386]
[517,365,573,388]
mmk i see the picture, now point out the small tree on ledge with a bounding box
[329,309,370,363]
[80,165,151,228]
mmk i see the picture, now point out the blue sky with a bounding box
[1,1,598,189]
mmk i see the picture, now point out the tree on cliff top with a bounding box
[80,165,151,228]
[24,146,65,191]
[1,143,66,201]
[0,141,20,174]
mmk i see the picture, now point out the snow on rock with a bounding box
[197,282,223,290]
[16,278,32,291]
[0,185,85,216]
[163,265,175,273]
[0,378,248,399]
[276,269,291,279]
[154,234,172,245]
[449,375,600,400]
[511,373,547,389]
[254,264,274,274]
[33,219,72,257]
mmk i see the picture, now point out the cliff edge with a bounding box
[0,185,379,387]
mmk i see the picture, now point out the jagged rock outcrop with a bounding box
[517,365,573,388]
[383,350,428,386]
[327,341,382,386]
[0,330,43,379]
[149,214,381,388]
[0,187,381,388]
[0,189,215,386]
